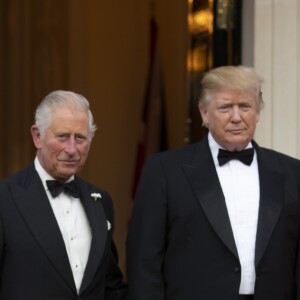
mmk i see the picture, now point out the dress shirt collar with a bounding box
[34,157,75,193]
[207,132,253,167]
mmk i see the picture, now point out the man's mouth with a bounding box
[60,160,79,165]
[229,129,244,134]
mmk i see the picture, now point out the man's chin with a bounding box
[57,167,79,180]
[223,137,251,151]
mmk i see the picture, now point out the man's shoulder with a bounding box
[259,145,300,161]
[257,145,300,171]
[150,142,200,162]
[143,139,210,172]
[0,163,36,187]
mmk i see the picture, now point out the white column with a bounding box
[253,0,300,159]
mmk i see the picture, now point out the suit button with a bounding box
[234,267,240,273]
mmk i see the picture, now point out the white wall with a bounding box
[251,0,300,158]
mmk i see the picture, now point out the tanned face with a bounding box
[200,89,260,151]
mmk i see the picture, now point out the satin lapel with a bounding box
[78,180,107,294]
[182,140,238,259]
[254,151,284,266]
[10,172,77,293]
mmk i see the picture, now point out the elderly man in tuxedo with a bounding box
[0,90,127,299]
[127,66,300,300]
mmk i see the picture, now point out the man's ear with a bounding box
[256,111,260,123]
[31,125,42,149]
[199,103,208,127]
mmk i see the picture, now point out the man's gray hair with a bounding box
[34,90,97,140]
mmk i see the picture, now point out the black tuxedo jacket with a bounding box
[0,163,127,300]
[127,136,300,300]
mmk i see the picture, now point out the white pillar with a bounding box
[253,0,300,159]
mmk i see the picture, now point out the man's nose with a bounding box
[65,138,77,154]
[231,106,242,122]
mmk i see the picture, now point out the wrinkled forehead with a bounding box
[48,104,89,131]
[203,87,259,108]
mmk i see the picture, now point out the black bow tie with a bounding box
[217,148,254,166]
[46,180,79,198]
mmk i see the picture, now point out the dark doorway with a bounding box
[187,0,242,144]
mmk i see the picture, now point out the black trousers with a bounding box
[239,295,254,300]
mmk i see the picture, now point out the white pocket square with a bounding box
[107,220,111,231]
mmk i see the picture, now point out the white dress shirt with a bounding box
[34,157,92,293]
[208,133,260,294]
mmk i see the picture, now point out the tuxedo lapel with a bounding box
[254,148,284,266]
[183,139,239,259]
[10,169,77,294]
[183,139,285,267]
[77,179,108,294]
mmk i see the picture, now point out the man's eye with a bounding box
[58,135,68,140]
[75,136,86,143]
[218,106,230,112]
[240,104,251,111]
